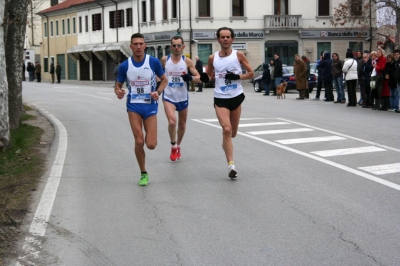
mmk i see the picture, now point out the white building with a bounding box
[40,0,377,81]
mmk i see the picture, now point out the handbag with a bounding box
[344,59,355,78]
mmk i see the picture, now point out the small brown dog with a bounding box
[276,81,287,99]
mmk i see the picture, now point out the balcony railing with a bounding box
[264,15,302,29]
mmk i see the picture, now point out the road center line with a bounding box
[192,119,400,192]
[16,106,68,266]
[70,92,112,100]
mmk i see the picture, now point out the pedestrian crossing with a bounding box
[192,117,400,191]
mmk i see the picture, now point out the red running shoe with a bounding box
[176,146,181,160]
[170,146,178,161]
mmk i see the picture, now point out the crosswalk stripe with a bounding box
[239,122,290,127]
[276,136,346,144]
[359,163,400,175]
[247,128,313,135]
[201,118,267,122]
[311,146,386,157]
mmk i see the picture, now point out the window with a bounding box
[62,19,65,35]
[92,13,102,31]
[79,17,82,33]
[318,0,329,16]
[67,18,70,34]
[232,0,244,16]
[274,0,288,15]
[85,16,88,32]
[150,0,155,21]
[349,42,363,54]
[56,20,59,36]
[44,22,47,37]
[126,8,133,26]
[73,17,76,34]
[142,1,147,22]
[110,10,124,28]
[171,0,177,18]
[351,0,362,16]
[50,21,53,37]
[44,58,49,72]
[198,44,212,64]
[163,0,168,20]
[199,0,210,17]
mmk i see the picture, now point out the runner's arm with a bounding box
[237,51,254,80]
[185,58,201,83]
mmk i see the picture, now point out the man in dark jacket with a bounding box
[22,62,26,81]
[357,50,366,105]
[56,62,62,83]
[50,63,55,83]
[273,53,283,96]
[313,51,325,100]
[361,52,373,108]
[318,52,333,101]
[35,62,41,82]
[261,63,271,96]
[27,62,35,81]
[195,56,203,92]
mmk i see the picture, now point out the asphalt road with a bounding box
[15,80,400,266]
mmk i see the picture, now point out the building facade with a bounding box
[39,0,377,81]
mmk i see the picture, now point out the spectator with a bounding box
[27,62,35,81]
[293,54,308,100]
[195,56,203,92]
[393,49,400,113]
[313,51,325,100]
[342,51,358,107]
[302,55,310,80]
[373,48,389,110]
[269,59,276,95]
[261,63,271,96]
[56,62,62,83]
[35,61,41,82]
[318,51,333,101]
[383,53,395,111]
[332,53,345,103]
[361,52,373,108]
[356,50,365,105]
[50,63,55,83]
[22,62,25,81]
[273,53,283,96]
[370,51,379,110]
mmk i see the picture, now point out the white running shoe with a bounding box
[228,163,237,179]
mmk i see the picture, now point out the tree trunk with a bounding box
[0,0,10,149]
[4,0,28,130]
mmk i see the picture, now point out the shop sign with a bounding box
[300,30,369,38]
[232,43,246,49]
[144,31,177,42]
[193,30,264,39]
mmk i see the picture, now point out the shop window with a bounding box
[318,0,329,16]
[126,8,133,26]
[232,0,244,16]
[317,42,331,61]
[199,0,210,17]
[349,42,363,55]
[198,44,212,64]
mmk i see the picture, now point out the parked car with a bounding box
[253,66,316,93]
[252,63,287,83]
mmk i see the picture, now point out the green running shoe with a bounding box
[138,173,149,186]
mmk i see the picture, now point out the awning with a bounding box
[106,42,131,60]
[92,43,110,61]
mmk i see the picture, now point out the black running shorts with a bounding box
[214,93,245,111]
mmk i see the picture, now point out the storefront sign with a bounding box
[232,43,246,50]
[193,30,264,39]
[144,31,177,42]
[300,30,369,38]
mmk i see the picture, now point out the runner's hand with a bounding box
[181,74,193,82]
[115,87,125,100]
[225,71,240,80]
[200,73,209,83]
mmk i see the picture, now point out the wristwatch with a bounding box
[157,90,161,95]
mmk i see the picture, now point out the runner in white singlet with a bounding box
[114,33,168,186]
[200,27,254,179]
[160,36,201,161]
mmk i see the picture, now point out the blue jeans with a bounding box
[263,81,270,94]
[275,77,282,87]
[333,76,344,101]
[390,85,399,110]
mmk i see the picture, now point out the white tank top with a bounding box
[213,49,243,98]
[126,55,154,104]
[164,55,189,103]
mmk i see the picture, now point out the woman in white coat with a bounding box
[342,51,358,107]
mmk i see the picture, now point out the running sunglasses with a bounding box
[171,44,182,48]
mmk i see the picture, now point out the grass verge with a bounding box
[0,106,46,265]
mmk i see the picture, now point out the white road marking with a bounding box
[202,118,268,122]
[53,86,80,89]
[192,118,400,192]
[278,118,400,153]
[311,146,386,157]
[239,122,290,127]
[70,92,112,100]
[248,128,313,135]
[359,163,400,175]
[276,136,346,144]
[16,106,68,266]
[97,92,116,94]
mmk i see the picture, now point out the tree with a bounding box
[331,0,400,51]
[26,0,46,47]
[0,0,10,149]
[3,0,29,131]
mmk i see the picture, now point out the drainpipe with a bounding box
[177,0,181,35]
[95,0,105,43]
[189,0,192,58]
[369,0,372,52]
[137,0,140,32]
[110,0,118,42]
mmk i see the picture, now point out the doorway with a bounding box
[265,42,298,65]
[274,0,288,15]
